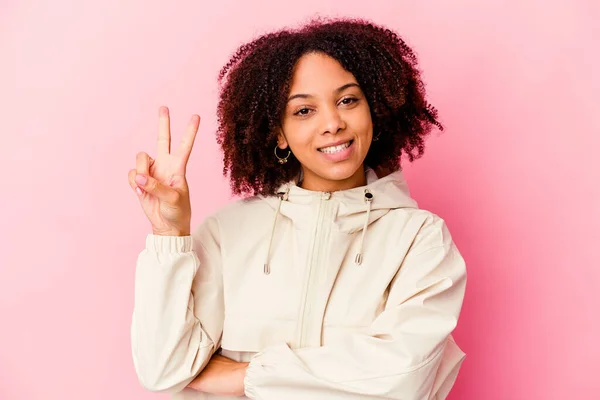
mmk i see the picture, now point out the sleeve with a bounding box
[130,216,224,393]
[244,217,467,400]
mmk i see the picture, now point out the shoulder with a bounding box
[386,207,457,251]
[213,194,275,223]
[385,209,466,282]
[193,194,277,239]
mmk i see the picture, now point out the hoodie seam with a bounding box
[409,244,447,258]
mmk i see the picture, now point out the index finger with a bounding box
[177,114,200,166]
[157,106,171,155]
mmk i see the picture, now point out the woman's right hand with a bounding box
[128,106,200,236]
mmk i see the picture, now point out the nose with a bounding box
[321,105,346,135]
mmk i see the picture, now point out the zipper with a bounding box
[297,191,331,348]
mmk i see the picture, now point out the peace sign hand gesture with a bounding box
[128,106,200,236]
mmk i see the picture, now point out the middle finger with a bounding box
[157,106,171,155]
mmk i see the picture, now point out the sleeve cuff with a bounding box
[243,351,263,399]
[145,234,193,253]
[244,344,294,398]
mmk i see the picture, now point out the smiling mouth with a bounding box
[318,140,353,154]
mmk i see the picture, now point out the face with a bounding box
[278,52,373,192]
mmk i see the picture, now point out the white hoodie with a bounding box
[131,168,467,400]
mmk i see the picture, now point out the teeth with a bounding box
[319,141,351,154]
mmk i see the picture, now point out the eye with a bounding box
[293,107,312,116]
[339,97,358,106]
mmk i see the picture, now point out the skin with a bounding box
[129,52,375,397]
[278,52,374,192]
[186,354,248,396]
[128,107,199,237]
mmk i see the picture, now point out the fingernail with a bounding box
[135,175,147,186]
[135,187,143,196]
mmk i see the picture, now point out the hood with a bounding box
[258,168,418,274]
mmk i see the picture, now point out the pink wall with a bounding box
[1,1,598,399]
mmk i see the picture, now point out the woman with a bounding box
[128,18,467,400]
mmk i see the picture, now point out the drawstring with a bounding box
[264,187,372,271]
[355,189,373,265]
[264,188,288,275]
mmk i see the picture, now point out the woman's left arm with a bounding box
[244,219,467,400]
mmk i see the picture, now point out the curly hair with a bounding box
[216,17,443,197]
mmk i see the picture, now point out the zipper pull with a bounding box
[322,191,331,200]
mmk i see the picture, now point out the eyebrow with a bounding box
[287,83,360,102]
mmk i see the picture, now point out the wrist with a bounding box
[237,363,249,396]
[152,229,190,236]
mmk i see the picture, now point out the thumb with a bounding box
[135,174,179,204]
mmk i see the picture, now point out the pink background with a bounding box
[1,1,598,399]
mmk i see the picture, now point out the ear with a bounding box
[277,129,289,149]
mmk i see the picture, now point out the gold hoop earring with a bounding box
[274,145,291,164]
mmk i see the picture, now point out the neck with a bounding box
[299,165,367,192]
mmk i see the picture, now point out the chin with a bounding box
[317,162,364,182]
